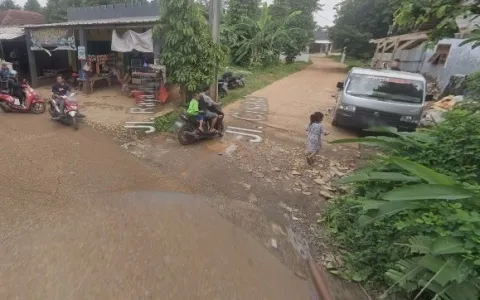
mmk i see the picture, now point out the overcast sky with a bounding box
[14,0,339,27]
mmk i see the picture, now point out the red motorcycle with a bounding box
[0,81,46,114]
[48,93,84,130]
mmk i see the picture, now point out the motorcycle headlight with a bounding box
[338,104,356,112]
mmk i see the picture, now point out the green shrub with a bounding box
[322,107,480,299]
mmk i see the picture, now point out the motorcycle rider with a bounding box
[200,86,220,132]
[51,75,71,118]
[1,62,25,107]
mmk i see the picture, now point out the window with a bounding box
[428,44,451,66]
[346,75,424,104]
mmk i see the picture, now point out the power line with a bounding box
[315,12,333,24]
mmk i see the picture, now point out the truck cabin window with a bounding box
[346,75,424,104]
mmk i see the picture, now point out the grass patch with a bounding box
[221,61,311,105]
[154,61,311,132]
[329,55,369,71]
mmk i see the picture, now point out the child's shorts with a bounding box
[195,114,204,121]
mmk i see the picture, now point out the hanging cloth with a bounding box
[111,29,154,53]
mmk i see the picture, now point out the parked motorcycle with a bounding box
[218,80,229,98]
[175,104,225,145]
[48,93,84,130]
[0,81,46,114]
[222,72,245,90]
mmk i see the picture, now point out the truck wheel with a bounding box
[331,114,339,127]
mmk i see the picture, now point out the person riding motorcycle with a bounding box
[51,75,71,118]
[1,62,25,107]
[200,86,221,131]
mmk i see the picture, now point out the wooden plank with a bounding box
[370,31,429,44]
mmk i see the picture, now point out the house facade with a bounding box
[310,27,332,54]
[370,15,480,93]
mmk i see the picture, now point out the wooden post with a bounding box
[380,40,387,67]
[78,27,89,94]
[0,41,4,60]
[391,38,400,60]
[25,29,38,87]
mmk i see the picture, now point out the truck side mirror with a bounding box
[336,82,344,89]
[425,94,434,101]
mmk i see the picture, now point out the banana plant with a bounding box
[232,3,304,66]
[331,132,480,299]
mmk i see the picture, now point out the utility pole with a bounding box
[209,0,221,101]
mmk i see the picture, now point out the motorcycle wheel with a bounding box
[71,115,79,130]
[177,124,195,145]
[30,102,46,114]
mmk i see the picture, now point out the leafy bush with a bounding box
[322,107,480,299]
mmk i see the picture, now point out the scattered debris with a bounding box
[291,170,301,176]
[271,238,278,249]
[320,191,333,199]
[271,223,287,236]
[253,172,265,178]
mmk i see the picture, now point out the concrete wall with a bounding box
[372,38,480,93]
[67,2,159,21]
[420,38,480,91]
[395,44,428,73]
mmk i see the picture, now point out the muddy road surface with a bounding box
[0,114,310,299]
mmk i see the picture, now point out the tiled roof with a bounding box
[0,10,45,26]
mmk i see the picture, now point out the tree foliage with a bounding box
[232,3,301,66]
[329,0,401,58]
[393,0,462,44]
[23,0,42,13]
[394,0,480,49]
[226,0,260,26]
[269,0,321,62]
[0,0,20,10]
[155,0,225,92]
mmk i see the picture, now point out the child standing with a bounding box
[187,91,204,131]
[305,112,329,165]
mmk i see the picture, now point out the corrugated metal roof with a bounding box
[24,16,159,28]
[0,27,25,40]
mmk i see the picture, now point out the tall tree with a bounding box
[0,0,21,10]
[226,0,261,26]
[23,0,42,12]
[156,0,225,93]
[328,0,401,58]
[270,0,321,62]
[224,0,261,65]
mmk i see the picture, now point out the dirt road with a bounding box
[223,56,352,140]
[0,114,309,299]
[121,57,366,299]
[0,57,367,299]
